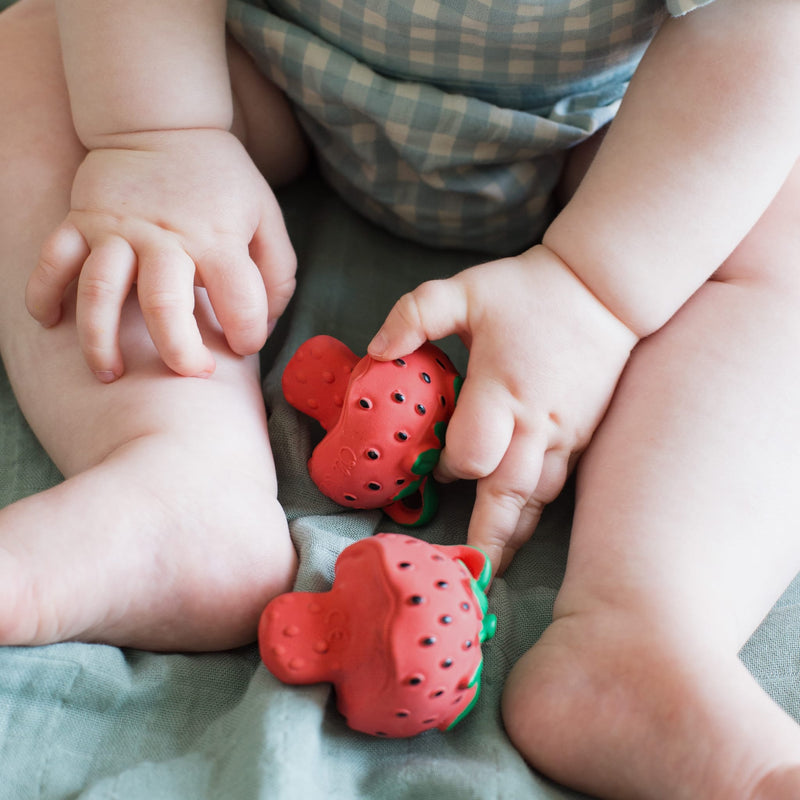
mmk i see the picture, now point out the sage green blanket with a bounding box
[2,175,799,800]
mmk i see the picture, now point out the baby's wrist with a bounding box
[542,192,709,339]
[524,243,641,350]
[540,231,658,340]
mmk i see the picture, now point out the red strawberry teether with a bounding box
[282,336,462,526]
[259,533,497,737]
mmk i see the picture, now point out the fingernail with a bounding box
[196,361,216,379]
[94,370,118,384]
[37,313,60,329]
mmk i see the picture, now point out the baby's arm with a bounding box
[546,0,800,340]
[26,0,296,380]
[370,0,800,572]
[55,0,233,144]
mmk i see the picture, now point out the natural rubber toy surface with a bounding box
[259,533,497,738]
[282,335,462,526]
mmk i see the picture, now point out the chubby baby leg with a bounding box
[0,289,297,650]
[503,162,800,799]
[0,0,298,650]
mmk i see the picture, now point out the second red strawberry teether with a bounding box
[259,533,497,737]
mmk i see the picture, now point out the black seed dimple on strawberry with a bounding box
[282,335,462,525]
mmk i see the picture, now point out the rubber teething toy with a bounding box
[259,533,497,737]
[282,335,462,526]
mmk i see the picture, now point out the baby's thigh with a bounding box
[0,3,275,478]
[227,37,309,186]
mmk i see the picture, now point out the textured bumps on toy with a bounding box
[259,533,497,737]
[281,335,462,526]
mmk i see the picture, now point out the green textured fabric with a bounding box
[1,176,799,800]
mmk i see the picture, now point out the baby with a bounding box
[1,0,800,797]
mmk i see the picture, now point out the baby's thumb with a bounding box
[368,278,467,360]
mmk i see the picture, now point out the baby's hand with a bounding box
[368,245,638,574]
[26,128,296,380]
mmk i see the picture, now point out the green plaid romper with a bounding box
[228,0,714,254]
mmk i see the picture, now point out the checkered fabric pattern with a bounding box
[228,0,715,254]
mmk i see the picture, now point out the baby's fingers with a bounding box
[198,202,298,357]
[249,196,297,334]
[464,431,546,576]
[433,375,539,574]
[137,243,215,378]
[27,222,89,327]
[469,444,571,576]
[435,377,515,483]
[75,236,137,381]
[368,278,468,361]
[196,244,269,356]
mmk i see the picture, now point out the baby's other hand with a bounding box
[26,128,296,381]
[368,245,638,574]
